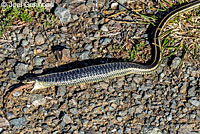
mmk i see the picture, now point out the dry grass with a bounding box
[161,7,200,61]
[102,0,200,63]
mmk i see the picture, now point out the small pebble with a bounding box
[187,87,196,97]
[14,63,28,76]
[63,114,73,124]
[21,40,29,47]
[35,34,45,45]
[100,38,112,46]
[189,99,200,107]
[9,117,26,129]
[100,25,109,32]
[79,51,90,60]
[170,57,181,69]
[33,56,45,66]
[54,6,71,23]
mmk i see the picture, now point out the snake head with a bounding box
[22,77,36,84]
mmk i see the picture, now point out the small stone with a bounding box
[189,114,196,119]
[15,63,28,76]
[111,2,118,9]
[144,127,162,134]
[63,114,73,124]
[62,49,71,62]
[22,27,30,34]
[79,51,90,60]
[118,0,129,4]
[16,46,24,57]
[135,105,143,113]
[100,25,109,32]
[21,40,29,47]
[160,73,165,79]
[35,34,45,45]
[8,72,17,80]
[111,103,117,109]
[131,93,141,99]
[133,75,143,83]
[0,117,10,127]
[69,108,78,115]
[178,124,193,133]
[187,87,196,97]
[48,34,57,42]
[189,99,200,107]
[107,106,114,112]
[119,111,127,116]
[29,94,46,107]
[54,5,71,23]
[167,114,172,121]
[34,48,43,55]
[84,44,93,51]
[90,24,99,31]
[100,38,112,46]
[180,82,188,94]
[9,117,26,129]
[17,34,25,42]
[117,78,124,88]
[170,57,181,69]
[0,57,4,62]
[117,116,123,122]
[7,58,16,66]
[61,27,68,33]
[32,98,46,107]
[82,119,89,127]
[111,129,117,132]
[42,123,48,129]
[12,91,22,97]
[33,56,45,66]
[11,31,16,38]
[99,82,109,89]
[72,15,78,21]
[7,112,15,119]
[57,86,66,97]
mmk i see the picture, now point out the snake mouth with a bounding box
[22,77,36,84]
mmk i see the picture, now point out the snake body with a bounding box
[26,1,200,91]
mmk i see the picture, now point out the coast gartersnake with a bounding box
[24,1,200,91]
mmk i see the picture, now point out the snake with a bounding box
[24,1,200,91]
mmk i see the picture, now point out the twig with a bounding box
[5,83,34,120]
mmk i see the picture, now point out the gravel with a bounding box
[21,40,29,47]
[54,5,71,24]
[14,63,28,76]
[188,87,196,97]
[170,57,181,69]
[79,51,90,60]
[22,27,30,35]
[63,114,73,124]
[33,56,45,66]
[69,108,78,115]
[9,117,26,129]
[99,38,112,46]
[35,34,45,45]
[100,25,109,32]
[189,99,200,107]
